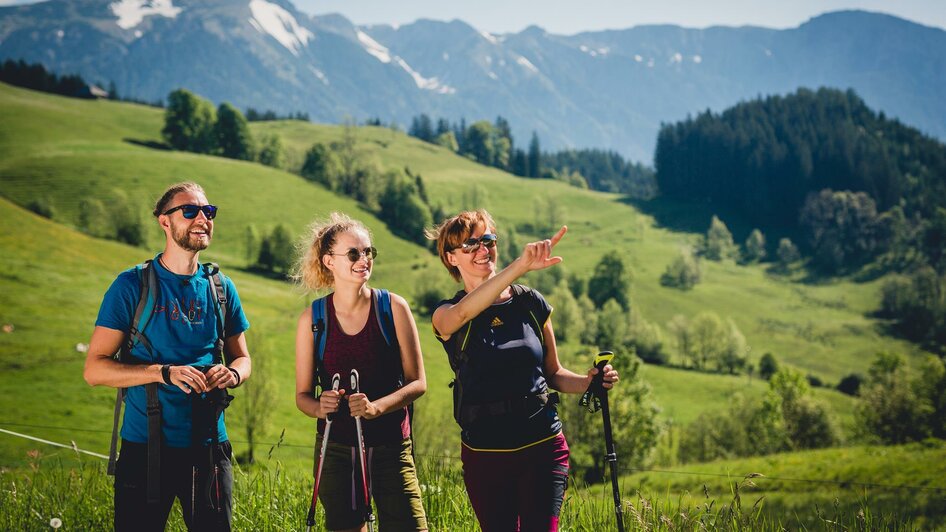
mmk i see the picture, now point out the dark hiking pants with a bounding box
[114,439,233,531]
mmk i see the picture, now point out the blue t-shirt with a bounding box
[435,286,561,450]
[95,254,250,448]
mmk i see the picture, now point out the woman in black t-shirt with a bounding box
[429,209,618,531]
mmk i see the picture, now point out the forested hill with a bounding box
[654,87,946,232]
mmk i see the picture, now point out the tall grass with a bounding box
[0,453,923,531]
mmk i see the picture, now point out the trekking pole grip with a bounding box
[580,351,614,412]
[591,350,614,394]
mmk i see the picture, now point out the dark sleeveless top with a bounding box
[435,289,562,450]
[316,293,409,447]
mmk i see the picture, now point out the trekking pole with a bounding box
[306,373,341,532]
[579,351,625,532]
[351,369,376,532]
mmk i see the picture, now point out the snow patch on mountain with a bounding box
[357,30,454,93]
[480,30,498,45]
[516,55,539,74]
[394,57,456,94]
[110,0,181,30]
[579,45,610,57]
[357,30,392,63]
[309,65,329,85]
[248,0,313,56]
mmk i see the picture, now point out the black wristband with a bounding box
[161,364,172,385]
[228,367,241,387]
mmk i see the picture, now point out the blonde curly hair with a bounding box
[293,212,371,291]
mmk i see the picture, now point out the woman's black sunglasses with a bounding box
[162,204,218,220]
[458,234,498,254]
[329,247,378,262]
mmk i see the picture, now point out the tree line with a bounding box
[408,113,655,197]
[655,87,946,273]
[245,108,310,122]
[0,59,167,107]
[1,59,108,100]
[655,88,946,347]
[161,88,284,167]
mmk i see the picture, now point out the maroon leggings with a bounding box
[461,433,569,532]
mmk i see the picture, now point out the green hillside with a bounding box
[621,440,946,528]
[0,81,928,474]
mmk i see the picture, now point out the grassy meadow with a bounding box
[0,82,943,528]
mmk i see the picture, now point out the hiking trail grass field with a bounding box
[0,82,941,527]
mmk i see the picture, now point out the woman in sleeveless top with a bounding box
[294,213,428,532]
[429,210,618,532]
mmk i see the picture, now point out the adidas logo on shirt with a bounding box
[490,316,504,328]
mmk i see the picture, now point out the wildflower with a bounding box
[50,517,62,529]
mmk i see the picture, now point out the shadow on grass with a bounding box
[123,138,171,150]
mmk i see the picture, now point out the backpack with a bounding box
[446,284,558,428]
[106,259,232,505]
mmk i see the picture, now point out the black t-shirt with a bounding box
[435,286,562,450]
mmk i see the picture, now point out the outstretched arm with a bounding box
[433,226,568,338]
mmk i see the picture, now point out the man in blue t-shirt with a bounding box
[84,182,251,531]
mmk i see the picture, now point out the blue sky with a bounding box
[294,0,945,34]
[0,0,941,34]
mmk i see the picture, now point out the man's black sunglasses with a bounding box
[328,247,378,262]
[458,233,498,253]
[162,204,218,220]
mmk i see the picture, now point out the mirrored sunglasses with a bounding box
[459,233,498,254]
[162,204,218,220]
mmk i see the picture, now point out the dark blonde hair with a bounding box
[153,182,206,217]
[426,210,496,282]
[293,212,371,291]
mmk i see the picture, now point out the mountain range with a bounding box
[1,0,944,162]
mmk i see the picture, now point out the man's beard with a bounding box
[172,222,211,252]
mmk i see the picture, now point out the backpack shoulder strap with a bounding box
[126,260,159,361]
[373,288,397,347]
[447,290,476,372]
[510,284,545,347]
[311,295,329,390]
[108,259,157,478]
[204,262,229,365]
